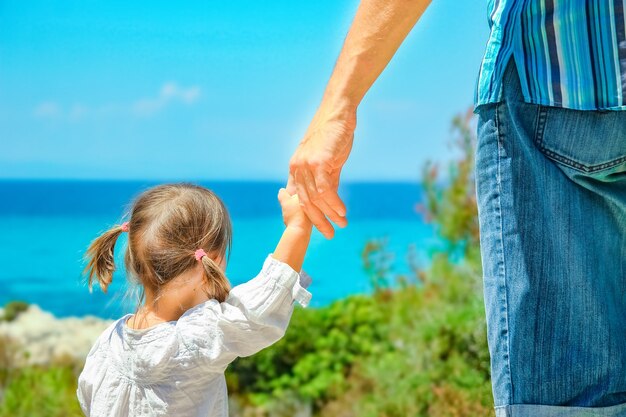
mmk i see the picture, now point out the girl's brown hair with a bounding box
[83,183,232,304]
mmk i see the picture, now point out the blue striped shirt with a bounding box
[475,0,626,110]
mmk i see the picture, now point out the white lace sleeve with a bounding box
[176,253,312,372]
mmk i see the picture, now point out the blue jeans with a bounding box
[475,60,626,417]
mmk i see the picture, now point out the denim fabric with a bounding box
[475,59,626,417]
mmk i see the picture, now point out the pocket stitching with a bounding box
[533,106,626,173]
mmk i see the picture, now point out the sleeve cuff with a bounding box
[264,254,312,308]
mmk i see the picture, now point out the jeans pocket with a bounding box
[534,105,626,173]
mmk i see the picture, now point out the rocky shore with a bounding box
[0,304,112,368]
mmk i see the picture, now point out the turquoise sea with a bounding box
[0,180,436,319]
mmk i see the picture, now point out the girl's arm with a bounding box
[178,254,311,372]
[177,188,313,371]
[271,188,313,272]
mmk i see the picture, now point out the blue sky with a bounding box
[0,0,489,182]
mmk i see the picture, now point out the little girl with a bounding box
[77,183,313,417]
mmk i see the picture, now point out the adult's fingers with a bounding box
[295,165,347,229]
[313,167,347,226]
[300,168,347,233]
[313,193,347,228]
[295,170,335,239]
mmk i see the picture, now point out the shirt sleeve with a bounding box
[176,253,312,372]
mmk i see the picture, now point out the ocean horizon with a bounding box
[0,180,437,319]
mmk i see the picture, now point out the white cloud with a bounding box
[33,82,202,121]
[34,102,62,118]
[68,104,89,121]
[162,82,201,103]
[132,82,201,116]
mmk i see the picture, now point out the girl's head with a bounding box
[84,183,232,303]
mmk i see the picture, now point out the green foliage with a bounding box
[1,301,29,322]
[313,251,491,416]
[419,109,480,262]
[228,293,392,408]
[362,238,396,291]
[326,109,490,417]
[0,366,83,417]
[0,309,83,417]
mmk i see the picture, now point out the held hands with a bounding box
[272,188,313,273]
[287,108,356,239]
[277,188,313,232]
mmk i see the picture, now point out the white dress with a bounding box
[77,254,312,417]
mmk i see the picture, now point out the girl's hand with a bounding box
[277,188,313,231]
[272,188,313,272]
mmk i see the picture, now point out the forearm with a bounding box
[321,0,432,116]
[271,225,312,273]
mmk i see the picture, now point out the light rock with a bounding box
[0,305,113,368]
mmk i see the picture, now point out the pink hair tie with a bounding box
[120,222,129,232]
[194,249,207,261]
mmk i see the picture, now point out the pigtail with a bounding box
[200,256,231,302]
[83,225,125,293]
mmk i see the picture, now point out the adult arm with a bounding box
[288,0,433,239]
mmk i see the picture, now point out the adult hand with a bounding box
[287,107,356,239]
[286,0,429,240]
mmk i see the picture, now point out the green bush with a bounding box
[227,293,392,407]
[0,366,82,417]
[1,301,29,323]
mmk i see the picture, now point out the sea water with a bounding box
[0,180,436,319]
